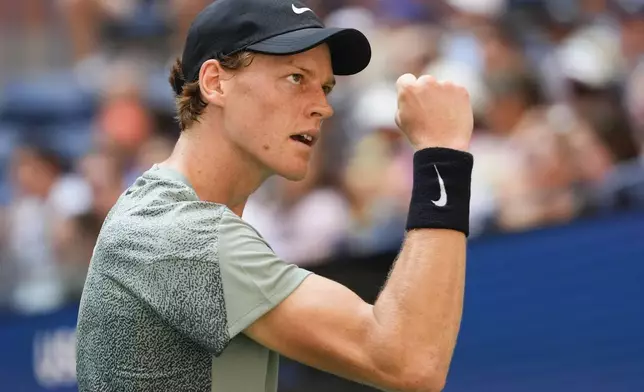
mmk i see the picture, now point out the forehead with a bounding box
[255,44,334,78]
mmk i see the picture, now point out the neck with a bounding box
[160,122,269,217]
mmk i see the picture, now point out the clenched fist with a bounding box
[395,74,473,152]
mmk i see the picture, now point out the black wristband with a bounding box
[406,147,473,236]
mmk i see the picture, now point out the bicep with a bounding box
[243,274,398,390]
[218,210,399,389]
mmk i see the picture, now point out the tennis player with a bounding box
[75,0,474,391]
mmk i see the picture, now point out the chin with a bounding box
[275,162,309,182]
[280,168,308,182]
[264,151,311,181]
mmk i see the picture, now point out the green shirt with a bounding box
[76,165,311,391]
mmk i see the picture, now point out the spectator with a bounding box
[477,19,527,76]
[340,84,413,254]
[472,71,587,231]
[1,0,644,312]
[56,211,103,302]
[78,149,125,222]
[59,0,170,62]
[616,0,644,71]
[2,145,91,314]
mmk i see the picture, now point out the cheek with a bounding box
[225,82,293,149]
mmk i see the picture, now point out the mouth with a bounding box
[290,132,318,147]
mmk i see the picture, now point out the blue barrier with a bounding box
[0,306,78,391]
[447,212,644,392]
[1,212,643,391]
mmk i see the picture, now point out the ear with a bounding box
[199,59,227,108]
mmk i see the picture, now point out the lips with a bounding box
[290,130,319,147]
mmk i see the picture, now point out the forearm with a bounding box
[367,146,471,391]
[372,228,466,384]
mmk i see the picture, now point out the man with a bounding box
[6,146,92,314]
[75,0,474,391]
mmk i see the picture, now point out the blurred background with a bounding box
[0,0,643,391]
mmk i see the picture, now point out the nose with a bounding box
[309,92,334,121]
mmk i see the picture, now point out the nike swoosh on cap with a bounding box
[432,165,447,207]
[292,4,313,14]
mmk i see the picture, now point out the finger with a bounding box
[396,73,417,92]
[417,75,436,85]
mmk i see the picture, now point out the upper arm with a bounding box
[243,274,402,391]
[217,210,404,390]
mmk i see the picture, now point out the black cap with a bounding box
[175,0,371,95]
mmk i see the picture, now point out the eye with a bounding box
[287,74,304,85]
[323,85,333,96]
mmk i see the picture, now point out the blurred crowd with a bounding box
[1,0,644,315]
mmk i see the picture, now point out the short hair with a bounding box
[17,143,65,173]
[168,52,255,131]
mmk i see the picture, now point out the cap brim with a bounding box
[246,27,371,76]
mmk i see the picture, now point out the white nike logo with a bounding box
[432,165,447,207]
[292,4,313,14]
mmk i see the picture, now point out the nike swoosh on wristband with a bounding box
[292,4,313,14]
[432,165,447,207]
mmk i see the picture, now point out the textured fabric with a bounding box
[76,165,311,391]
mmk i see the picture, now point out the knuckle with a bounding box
[397,73,416,87]
[418,75,436,85]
